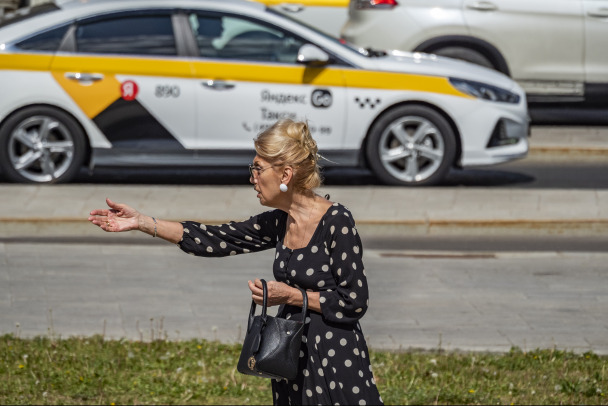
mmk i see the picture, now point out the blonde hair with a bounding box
[254,119,322,192]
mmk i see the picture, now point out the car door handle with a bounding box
[64,72,104,82]
[202,80,235,90]
[587,8,608,18]
[465,1,498,11]
[278,3,305,13]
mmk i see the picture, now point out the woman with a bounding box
[88,119,383,406]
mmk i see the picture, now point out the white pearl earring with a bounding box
[279,183,288,192]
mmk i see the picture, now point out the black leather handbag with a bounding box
[237,279,308,380]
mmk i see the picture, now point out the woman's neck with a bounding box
[287,192,317,223]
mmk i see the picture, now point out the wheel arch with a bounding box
[413,35,510,76]
[0,103,93,167]
[359,100,463,169]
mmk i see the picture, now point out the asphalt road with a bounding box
[66,157,608,189]
[529,105,608,126]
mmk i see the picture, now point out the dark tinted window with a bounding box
[188,12,304,63]
[15,24,69,51]
[75,14,176,56]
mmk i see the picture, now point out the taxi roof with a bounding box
[0,0,266,44]
[56,0,263,11]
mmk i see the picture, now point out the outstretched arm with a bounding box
[88,198,183,244]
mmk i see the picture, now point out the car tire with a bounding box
[0,106,87,184]
[430,46,496,71]
[366,105,456,186]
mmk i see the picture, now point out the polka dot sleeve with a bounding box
[319,206,369,325]
[178,209,285,258]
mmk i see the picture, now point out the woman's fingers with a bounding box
[106,197,119,209]
[248,279,263,296]
[104,198,124,214]
[107,199,127,217]
[89,197,119,218]
[249,280,262,305]
[87,199,120,231]
[248,280,294,307]
[88,216,110,231]
[87,212,108,226]
[248,280,265,304]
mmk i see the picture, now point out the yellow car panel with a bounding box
[51,71,122,119]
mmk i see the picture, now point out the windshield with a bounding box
[0,3,60,30]
[265,8,373,57]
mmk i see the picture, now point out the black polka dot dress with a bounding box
[178,202,384,406]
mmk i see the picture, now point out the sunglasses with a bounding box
[248,164,274,178]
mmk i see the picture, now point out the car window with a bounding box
[188,12,305,63]
[15,24,69,52]
[264,7,365,59]
[75,14,176,56]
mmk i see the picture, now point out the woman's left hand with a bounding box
[248,279,295,307]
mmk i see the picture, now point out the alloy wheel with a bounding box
[8,115,75,183]
[378,115,445,183]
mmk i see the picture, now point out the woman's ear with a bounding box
[281,166,294,185]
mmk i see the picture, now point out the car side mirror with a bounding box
[297,44,330,66]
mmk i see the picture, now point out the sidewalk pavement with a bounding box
[528,125,608,160]
[3,242,607,354]
[0,125,606,238]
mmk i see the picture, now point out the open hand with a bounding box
[88,198,140,232]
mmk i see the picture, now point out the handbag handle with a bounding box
[261,279,269,319]
[300,285,308,319]
[248,279,309,329]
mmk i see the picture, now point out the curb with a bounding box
[357,218,608,236]
[528,146,608,160]
[2,217,607,238]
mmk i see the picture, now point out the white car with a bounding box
[0,0,528,185]
[258,0,349,37]
[342,0,608,105]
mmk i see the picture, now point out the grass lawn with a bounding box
[1,334,606,405]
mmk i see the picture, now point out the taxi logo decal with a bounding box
[311,89,332,108]
[121,80,139,101]
[261,90,306,105]
[355,96,381,109]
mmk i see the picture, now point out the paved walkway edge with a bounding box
[2,217,607,237]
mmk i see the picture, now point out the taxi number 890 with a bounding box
[155,85,180,98]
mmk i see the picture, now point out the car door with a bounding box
[582,0,608,94]
[187,11,347,162]
[463,0,584,98]
[50,10,198,163]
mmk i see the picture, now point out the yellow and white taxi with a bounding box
[0,0,528,185]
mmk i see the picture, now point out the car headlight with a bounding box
[449,78,520,104]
